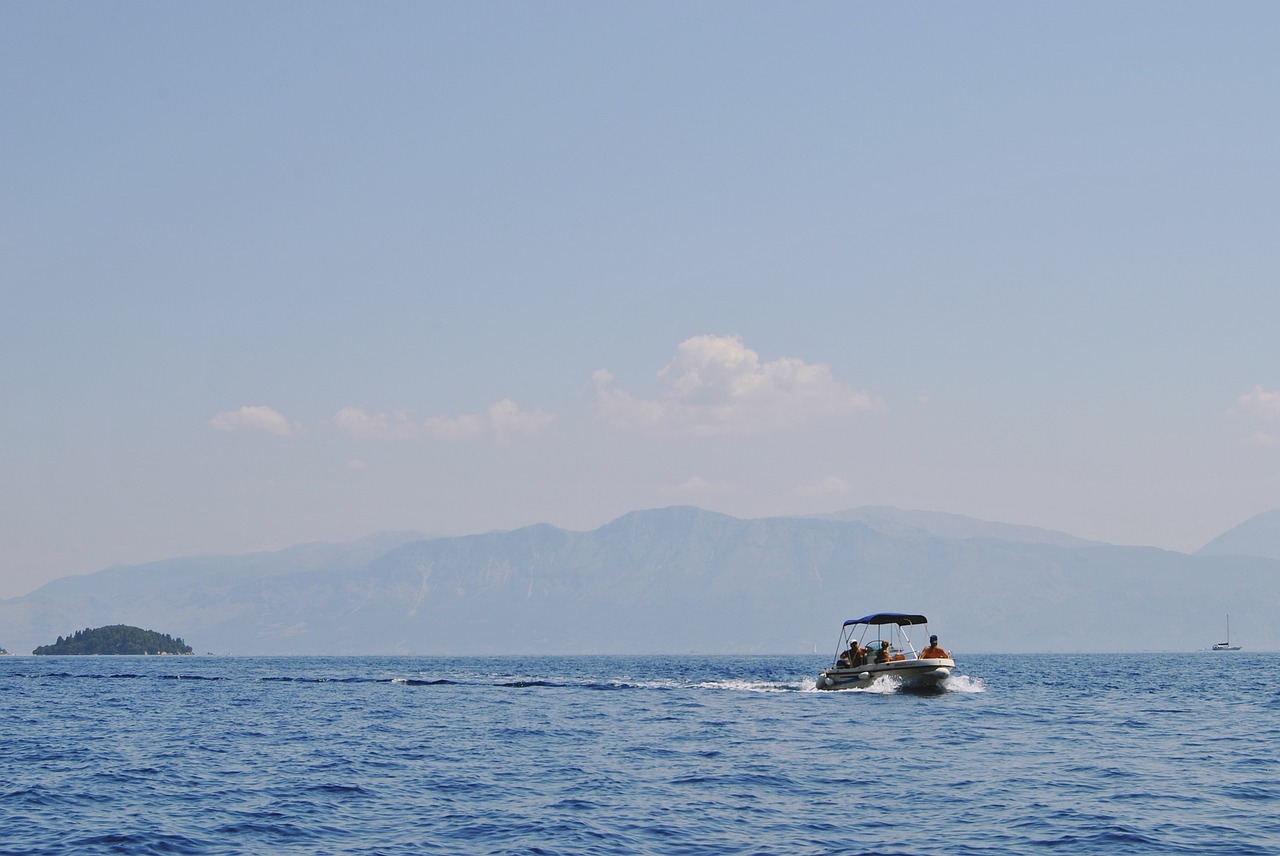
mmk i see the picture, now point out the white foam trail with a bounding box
[943,673,985,693]
[811,675,903,694]
[694,678,808,693]
[857,674,903,694]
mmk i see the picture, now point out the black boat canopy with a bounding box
[843,613,928,627]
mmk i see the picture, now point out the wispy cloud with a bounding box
[1232,386,1280,445]
[1247,430,1280,446]
[794,475,852,497]
[209,405,300,438]
[484,399,556,441]
[659,475,729,498]
[333,407,420,440]
[421,412,484,440]
[593,334,884,437]
[335,400,555,443]
[1235,385,1280,421]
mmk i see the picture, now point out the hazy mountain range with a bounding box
[2,506,1277,655]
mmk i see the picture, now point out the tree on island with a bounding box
[33,625,194,655]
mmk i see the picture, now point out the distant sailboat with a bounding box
[1212,615,1242,651]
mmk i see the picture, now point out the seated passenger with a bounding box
[873,640,890,663]
[920,634,949,659]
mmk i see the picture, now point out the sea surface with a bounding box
[2,652,1278,855]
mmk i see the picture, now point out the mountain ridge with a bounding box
[1197,510,1280,560]
[1,507,1276,655]
[809,506,1099,548]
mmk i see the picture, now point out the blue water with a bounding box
[2,653,1278,854]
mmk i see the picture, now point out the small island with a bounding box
[33,625,194,656]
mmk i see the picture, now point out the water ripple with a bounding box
[3,653,1280,854]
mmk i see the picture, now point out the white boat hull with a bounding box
[816,657,955,691]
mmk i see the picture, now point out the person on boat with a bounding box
[838,641,865,669]
[873,640,891,663]
[920,635,948,659]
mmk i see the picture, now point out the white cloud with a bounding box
[209,405,300,438]
[1236,385,1280,422]
[593,335,884,437]
[333,407,420,440]
[795,476,852,497]
[1247,430,1280,446]
[486,399,556,441]
[330,400,554,442]
[659,475,727,497]
[422,412,485,440]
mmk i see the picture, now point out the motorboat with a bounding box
[816,613,954,690]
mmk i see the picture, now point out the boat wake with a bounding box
[694,678,814,693]
[943,673,985,693]
[815,674,905,694]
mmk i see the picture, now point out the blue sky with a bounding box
[3,2,1280,598]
